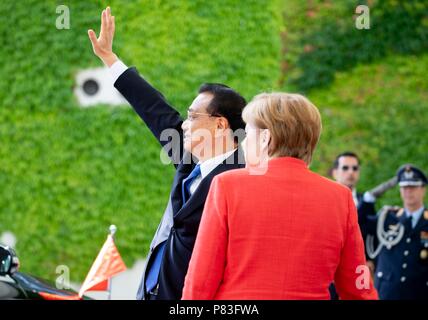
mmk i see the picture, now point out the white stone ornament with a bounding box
[74,68,128,107]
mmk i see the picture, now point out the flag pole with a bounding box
[107,224,117,300]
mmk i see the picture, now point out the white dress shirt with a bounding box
[405,206,425,228]
[352,188,359,207]
[109,60,129,83]
[188,149,236,195]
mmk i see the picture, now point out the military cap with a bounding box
[396,164,427,187]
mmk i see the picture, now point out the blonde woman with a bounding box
[182,93,378,300]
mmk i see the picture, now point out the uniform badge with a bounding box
[403,167,414,179]
[420,249,428,260]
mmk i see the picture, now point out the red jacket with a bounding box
[182,157,378,300]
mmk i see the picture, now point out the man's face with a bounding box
[181,93,221,159]
[332,156,360,189]
[400,186,426,208]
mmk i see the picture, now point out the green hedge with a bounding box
[309,53,428,208]
[0,0,426,285]
[280,0,427,208]
[0,0,281,281]
[282,0,428,91]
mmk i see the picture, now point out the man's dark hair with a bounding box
[333,151,360,169]
[198,83,246,141]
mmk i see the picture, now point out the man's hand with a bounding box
[88,6,118,67]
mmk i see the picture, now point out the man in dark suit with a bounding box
[88,7,246,300]
[330,151,396,299]
[332,152,378,244]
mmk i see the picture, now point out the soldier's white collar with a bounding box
[405,206,425,226]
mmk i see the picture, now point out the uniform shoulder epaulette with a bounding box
[379,205,401,212]
[379,205,402,217]
[395,207,404,217]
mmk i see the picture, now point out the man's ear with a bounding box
[216,117,229,130]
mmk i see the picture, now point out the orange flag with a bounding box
[79,234,127,297]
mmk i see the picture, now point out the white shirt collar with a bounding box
[198,149,236,179]
[405,206,425,223]
[351,188,358,206]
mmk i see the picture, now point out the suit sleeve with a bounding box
[114,67,184,165]
[182,176,228,300]
[358,198,378,237]
[334,190,379,300]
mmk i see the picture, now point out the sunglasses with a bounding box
[340,165,359,172]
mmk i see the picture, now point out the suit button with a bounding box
[401,276,406,282]
[406,238,411,243]
[377,272,383,278]
[404,250,409,256]
[402,263,407,269]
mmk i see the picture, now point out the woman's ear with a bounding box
[261,129,271,149]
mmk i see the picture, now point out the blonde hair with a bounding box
[242,92,322,164]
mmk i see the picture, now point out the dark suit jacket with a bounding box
[114,67,244,300]
[356,193,377,257]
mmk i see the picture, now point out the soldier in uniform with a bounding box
[366,164,428,299]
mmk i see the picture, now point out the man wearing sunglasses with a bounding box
[88,7,246,300]
[332,152,396,240]
[330,151,396,299]
[332,152,365,205]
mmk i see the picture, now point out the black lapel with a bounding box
[356,192,363,209]
[174,148,244,219]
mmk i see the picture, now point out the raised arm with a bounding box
[359,176,397,236]
[88,7,183,164]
